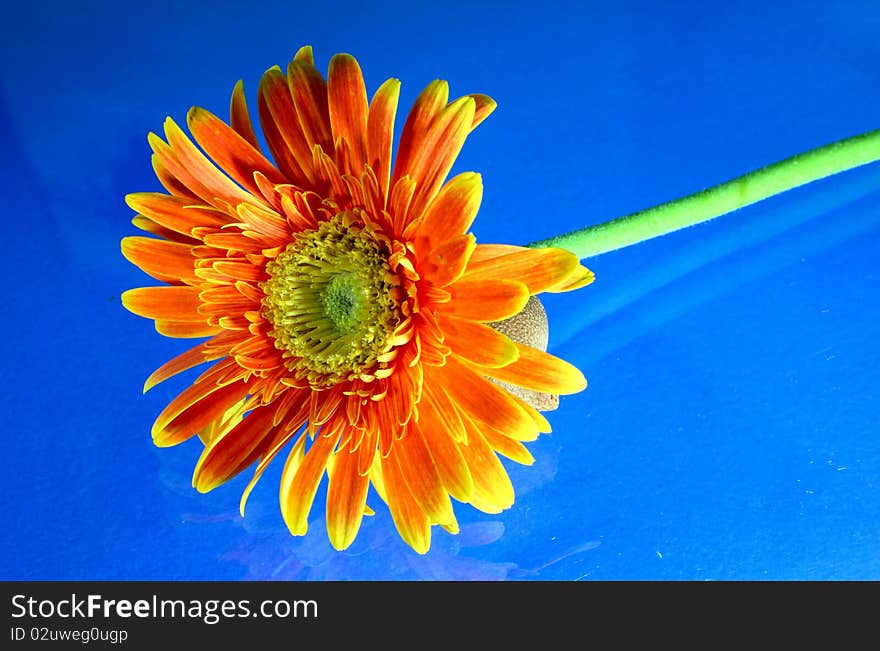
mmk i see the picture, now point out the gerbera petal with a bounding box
[421,378,467,444]
[125,192,229,236]
[468,243,522,263]
[467,343,587,395]
[120,236,198,285]
[152,372,251,447]
[234,202,290,245]
[187,106,286,195]
[279,426,341,536]
[155,320,221,339]
[438,313,519,368]
[293,44,315,65]
[287,57,332,154]
[229,79,260,150]
[197,398,245,446]
[438,356,540,442]
[380,448,431,554]
[508,388,553,435]
[405,172,482,251]
[463,246,582,295]
[143,341,217,393]
[367,78,401,201]
[391,79,449,193]
[414,384,474,502]
[481,425,536,466]
[211,260,266,283]
[393,429,456,526]
[327,53,369,173]
[239,392,311,515]
[406,96,476,222]
[546,264,596,293]
[122,286,202,321]
[130,215,199,245]
[459,417,516,514]
[156,118,256,208]
[326,441,371,550]
[152,153,200,201]
[257,66,312,184]
[446,278,529,322]
[420,233,476,287]
[388,176,416,235]
[193,403,279,492]
[468,93,497,131]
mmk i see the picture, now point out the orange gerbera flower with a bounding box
[121,46,594,553]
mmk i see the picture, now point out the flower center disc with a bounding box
[261,212,401,386]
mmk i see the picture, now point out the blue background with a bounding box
[2,0,878,580]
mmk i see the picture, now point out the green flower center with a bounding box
[321,272,363,334]
[261,212,401,386]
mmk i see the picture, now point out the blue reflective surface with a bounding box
[2,0,878,580]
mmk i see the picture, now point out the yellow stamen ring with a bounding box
[261,212,402,387]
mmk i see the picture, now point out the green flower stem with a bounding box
[529,127,880,259]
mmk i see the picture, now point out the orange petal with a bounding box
[356,426,379,475]
[293,44,315,65]
[211,260,265,283]
[469,93,497,131]
[438,313,519,368]
[187,107,286,196]
[156,118,256,208]
[197,398,245,446]
[463,246,581,295]
[229,79,260,150]
[480,424,535,466]
[368,448,387,500]
[152,375,251,447]
[287,57,332,155]
[437,356,540,442]
[193,403,279,492]
[239,391,311,514]
[421,377,467,443]
[326,441,371,550]
[393,429,456,526]
[414,382,474,502]
[122,286,202,321]
[143,341,217,393]
[380,446,431,554]
[366,78,401,201]
[279,426,340,536]
[390,79,449,195]
[406,172,482,251]
[467,343,587,395]
[446,278,529,322]
[546,264,596,293]
[459,417,516,514]
[121,236,198,285]
[469,243,522,263]
[155,320,221,339]
[130,214,199,245]
[152,153,200,201]
[388,176,416,236]
[327,53,369,173]
[257,67,311,185]
[420,233,476,287]
[406,96,476,222]
[201,231,263,254]
[235,202,290,245]
[508,388,552,435]
[125,192,228,236]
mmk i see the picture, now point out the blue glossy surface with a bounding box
[2,0,878,580]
